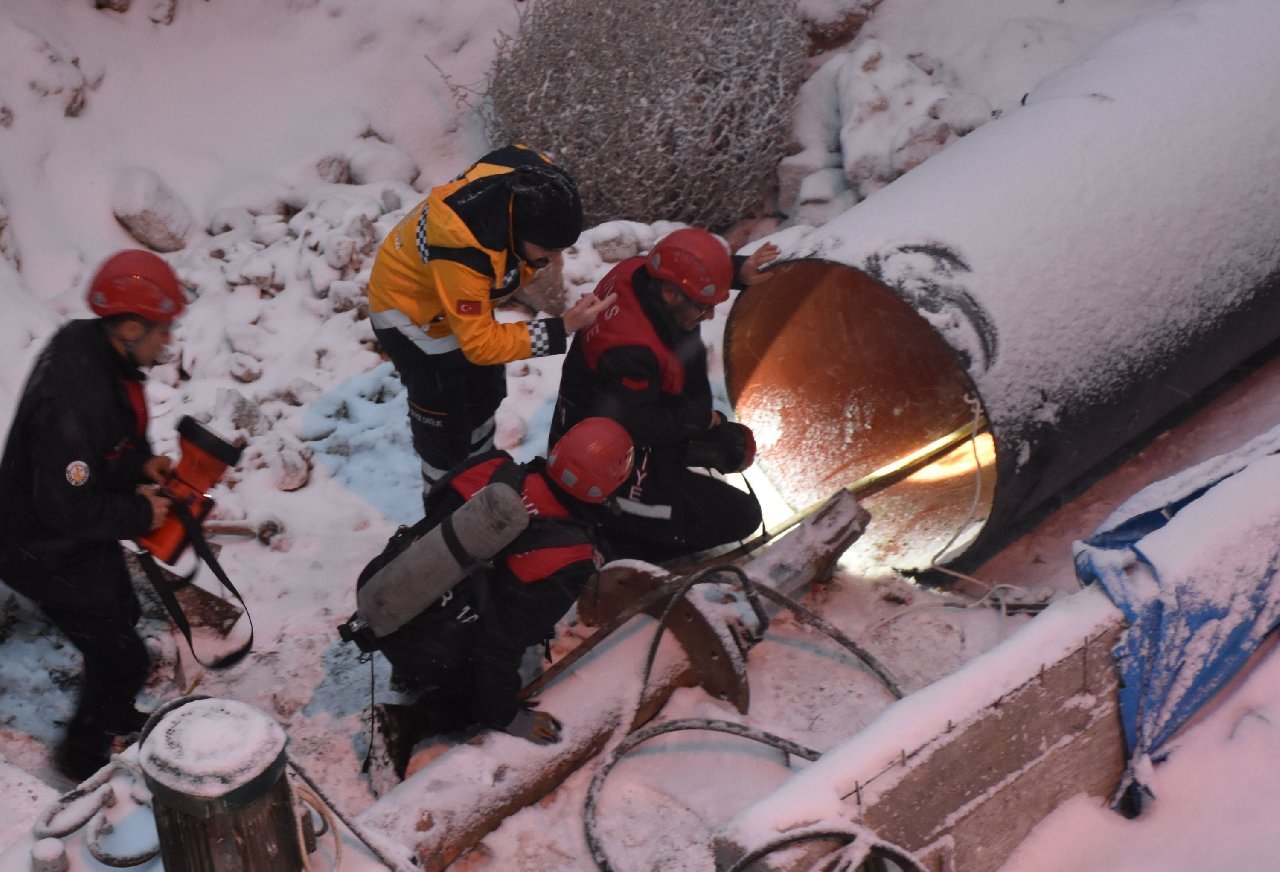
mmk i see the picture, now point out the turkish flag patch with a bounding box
[456,300,482,316]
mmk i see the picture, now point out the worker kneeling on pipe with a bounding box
[341,418,633,772]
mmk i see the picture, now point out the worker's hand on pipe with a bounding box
[740,242,781,286]
[563,291,618,333]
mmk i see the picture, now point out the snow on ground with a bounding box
[5,0,1280,870]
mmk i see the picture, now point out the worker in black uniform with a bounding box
[0,250,184,781]
[550,227,778,563]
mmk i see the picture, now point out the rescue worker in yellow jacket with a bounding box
[368,145,613,499]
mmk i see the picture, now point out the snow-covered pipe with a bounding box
[727,0,1280,571]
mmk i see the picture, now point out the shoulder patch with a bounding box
[65,460,90,487]
[456,299,483,317]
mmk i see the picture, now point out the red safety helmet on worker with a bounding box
[546,417,635,503]
[87,250,186,324]
[647,227,734,309]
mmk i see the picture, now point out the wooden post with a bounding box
[139,697,305,872]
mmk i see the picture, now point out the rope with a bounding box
[734,568,904,699]
[638,564,902,701]
[86,806,160,868]
[866,580,1049,640]
[900,391,1045,617]
[33,759,119,839]
[529,563,901,705]
[293,777,343,871]
[634,564,771,715]
[35,754,162,868]
[287,757,416,872]
[720,824,928,872]
[33,703,397,871]
[520,573,719,701]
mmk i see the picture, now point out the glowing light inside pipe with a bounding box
[906,432,996,483]
[840,418,989,496]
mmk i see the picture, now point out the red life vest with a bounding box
[580,259,686,397]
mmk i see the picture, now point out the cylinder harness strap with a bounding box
[134,501,255,669]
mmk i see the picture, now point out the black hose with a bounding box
[583,718,824,872]
[652,564,904,700]
[722,825,928,872]
[585,565,907,871]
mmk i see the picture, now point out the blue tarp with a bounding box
[1073,429,1280,816]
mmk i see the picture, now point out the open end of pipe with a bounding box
[725,260,997,571]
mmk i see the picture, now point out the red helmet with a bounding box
[646,228,733,307]
[87,250,185,324]
[547,417,634,503]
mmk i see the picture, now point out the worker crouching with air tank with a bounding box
[341,417,635,782]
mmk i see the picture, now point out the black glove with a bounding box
[683,420,756,473]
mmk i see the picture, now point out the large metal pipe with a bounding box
[727,0,1280,571]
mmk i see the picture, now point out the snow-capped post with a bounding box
[138,697,306,871]
[726,0,1280,574]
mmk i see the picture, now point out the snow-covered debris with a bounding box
[0,15,97,122]
[347,136,421,187]
[781,38,992,225]
[110,167,194,253]
[798,0,882,53]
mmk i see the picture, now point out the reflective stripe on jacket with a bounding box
[367,145,567,365]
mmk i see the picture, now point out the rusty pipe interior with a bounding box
[725,259,996,572]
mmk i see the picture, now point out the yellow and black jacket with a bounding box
[368,145,568,365]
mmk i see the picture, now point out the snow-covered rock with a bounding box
[110,167,194,253]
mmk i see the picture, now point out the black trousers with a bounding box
[374,326,507,488]
[377,574,579,730]
[0,541,150,741]
[596,449,763,564]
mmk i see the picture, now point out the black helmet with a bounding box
[510,162,584,251]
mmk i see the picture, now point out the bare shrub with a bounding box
[483,0,806,232]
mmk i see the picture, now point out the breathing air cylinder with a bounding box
[346,482,531,646]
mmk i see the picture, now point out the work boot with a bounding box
[367,703,419,797]
[101,707,151,737]
[366,699,465,796]
[53,734,111,784]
